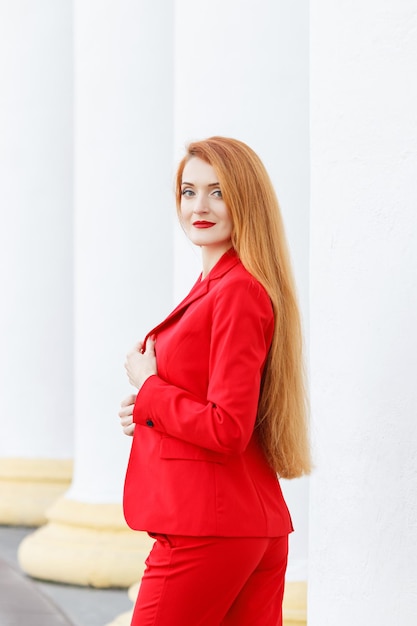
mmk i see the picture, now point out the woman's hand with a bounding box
[124,336,157,390]
[118,394,137,436]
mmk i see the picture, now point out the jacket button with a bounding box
[146,419,154,428]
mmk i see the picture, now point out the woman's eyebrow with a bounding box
[181,181,220,187]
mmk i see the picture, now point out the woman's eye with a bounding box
[181,188,194,197]
[212,189,222,198]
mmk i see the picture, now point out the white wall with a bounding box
[309,1,417,623]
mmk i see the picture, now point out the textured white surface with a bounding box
[309,1,417,623]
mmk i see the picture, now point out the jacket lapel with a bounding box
[143,248,239,343]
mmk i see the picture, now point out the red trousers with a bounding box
[131,533,288,626]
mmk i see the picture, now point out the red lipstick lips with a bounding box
[193,221,216,228]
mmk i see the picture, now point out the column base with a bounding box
[0,458,72,526]
[283,581,307,625]
[105,611,133,626]
[18,496,153,588]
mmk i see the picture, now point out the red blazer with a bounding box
[123,249,293,537]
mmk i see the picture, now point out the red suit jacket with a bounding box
[123,249,293,537]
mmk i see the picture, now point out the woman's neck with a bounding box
[201,244,233,279]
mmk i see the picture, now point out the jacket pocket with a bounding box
[159,436,228,465]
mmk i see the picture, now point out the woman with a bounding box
[119,136,311,625]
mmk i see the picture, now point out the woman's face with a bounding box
[180,157,233,254]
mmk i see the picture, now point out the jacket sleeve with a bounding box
[132,278,274,455]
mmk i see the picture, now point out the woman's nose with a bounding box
[193,194,209,214]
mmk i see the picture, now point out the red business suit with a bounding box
[123,249,292,625]
[123,249,292,537]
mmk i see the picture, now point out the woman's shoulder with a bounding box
[225,258,266,289]
[216,260,273,313]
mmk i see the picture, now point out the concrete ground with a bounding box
[0,525,133,626]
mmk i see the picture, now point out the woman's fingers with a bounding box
[119,399,135,436]
[119,338,155,431]
[119,414,133,427]
[144,335,156,354]
[120,394,137,408]
[119,404,133,418]
[123,423,135,436]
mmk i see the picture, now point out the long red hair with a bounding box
[175,137,311,478]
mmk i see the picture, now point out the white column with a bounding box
[0,1,73,524]
[309,2,417,624]
[19,0,174,587]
